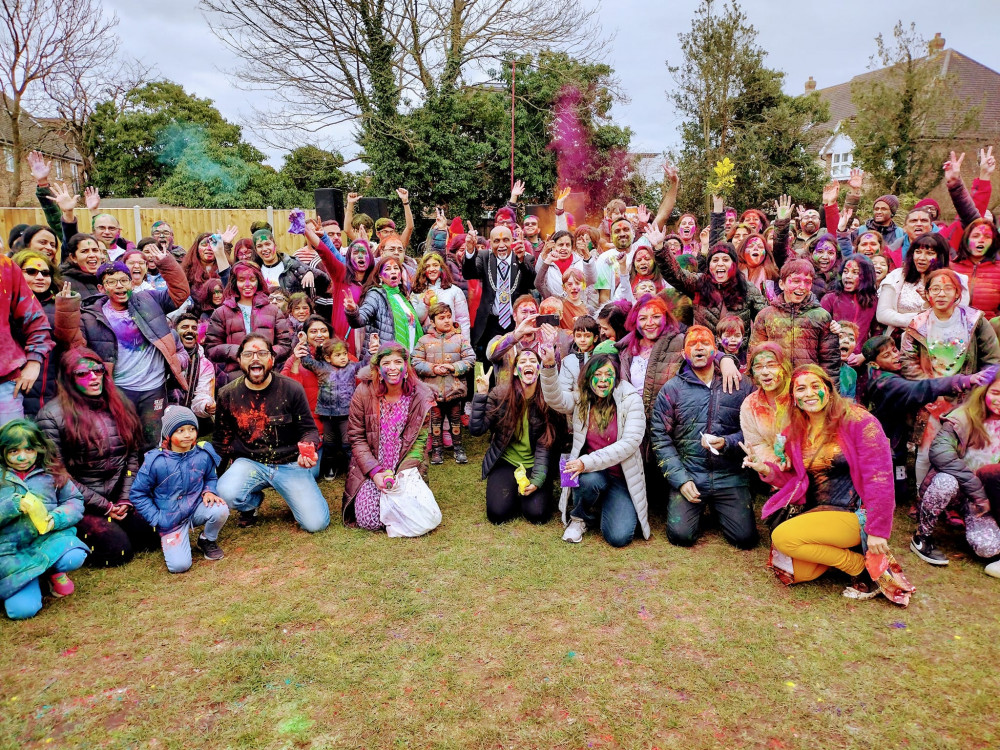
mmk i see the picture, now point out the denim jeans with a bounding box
[216,457,330,532]
[666,484,758,550]
[0,380,24,428]
[571,469,638,547]
[160,503,231,573]
[120,384,168,452]
[4,548,88,620]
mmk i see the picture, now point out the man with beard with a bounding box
[594,217,636,306]
[650,326,756,550]
[138,237,169,291]
[150,221,188,261]
[171,313,217,432]
[213,334,329,532]
[792,206,823,255]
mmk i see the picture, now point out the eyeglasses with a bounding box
[101,277,130,288]
[152,230,171,237]
[22,268,51,278]
[72,365,105,378]
[239,350,271,361]
[927,286,957,296]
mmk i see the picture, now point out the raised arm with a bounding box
[653,163,679,230]
[396,188,414,248]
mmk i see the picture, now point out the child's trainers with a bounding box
[49,572,75,598]
[197,536,225,561]
[442,431,453,448]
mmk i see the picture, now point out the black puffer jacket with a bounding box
[649,363,753,493]
[469,390,553,487]
[36,398,139,514]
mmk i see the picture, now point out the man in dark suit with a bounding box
[463,225,536,362]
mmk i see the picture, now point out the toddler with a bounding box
[302,338,363,478]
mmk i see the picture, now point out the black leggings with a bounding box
[431,399,464,450]
[76,510,159,568]
[320,415,350,474]
[486,460,551,525]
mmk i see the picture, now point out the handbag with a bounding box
[379,467,442,538]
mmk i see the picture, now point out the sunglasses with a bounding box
[72,365,106,378]
[23,268,51,278]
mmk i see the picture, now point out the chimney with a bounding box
[929,32,945,54]
[804,76,816,93]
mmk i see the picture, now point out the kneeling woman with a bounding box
[540,345,649,547]
[744,365,912,603]
[0,420,89,620]
[470,348,561,524]
[344,344,432,530]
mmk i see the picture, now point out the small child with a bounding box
[559,315,599,398]
[287,292,314,334]
[302,338,363,479]
[129,406,229,573]
[412,303,476,465]
[0,420,88,619]
[716,314,746,367]
[268,288,290,313]
[836,320,860,401]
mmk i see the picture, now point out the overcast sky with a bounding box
[104,0,1000,167]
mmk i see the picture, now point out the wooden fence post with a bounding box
[133,206,142,244]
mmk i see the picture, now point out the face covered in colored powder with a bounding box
[968,224,994,259]
[732,226,750,248]
[237,269,258,301]
[742,236,766,268]
[72,358,105,397]
[719,331,743,355]
[5,443,38,473]
[743,213,762,234]
[838,328,856,360]
[589,363,616,398]
[780,272,813,305]
[985,380,1000,418]
[255,234,278,264]
[751,351,784,393]
[380,259,402,287]
[637,305,664,341]
[857,232,881,257]
[634,279,657,298]
[708,252,734,284]
[841,260,860,293]
[792,372,829,414]
[678,215,696,241]
[811,239,838,273]
[379,352,407,387]
[927,276,960,314]
[611,220,633,251]
[685,330,716,370]
[633,248,654,276]
[563,273,583,301]
[514,350,540,386]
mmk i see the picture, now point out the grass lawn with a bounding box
[2,435,999,749]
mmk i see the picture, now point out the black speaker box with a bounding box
[314,188,344,227]
[357,197,389,220]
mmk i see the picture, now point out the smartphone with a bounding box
[536,314,560,327]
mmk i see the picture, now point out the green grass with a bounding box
[2,435,999,749]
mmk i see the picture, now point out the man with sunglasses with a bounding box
[213,334,329,532]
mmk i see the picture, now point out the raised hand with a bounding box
[475,366,493,395]
[464,221,478,251]
[26,151,51,183]
[512,313,538,341]
[539,343,557,368]
[56,281,74,298]
[829,320,842,335]
[84,186,101,212]
[434,207,447,229]
[943,151,965,183]
[395,187,409,203]
[146,245,169,265]
[979,146,996,181]
[343,290,358,314]
[838,207,854,232]
[847,168,864,192]
[637,203,651,225]
[739,441,769,475]
[822,180,840,206]
[347,192,361,205]
[50,182,79,215]
[292,331,309,361]
[510,179,526,201]
[555,186,572,203]
[774,194,792,221]
[645,224,666,249]
[662,162,679,184]
[221,224,239,244]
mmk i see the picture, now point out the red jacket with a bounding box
[0,255,54,382]
[949,257,1000,319]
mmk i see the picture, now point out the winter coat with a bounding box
[0,468,87,601]
[900,306,1000,381]
[21,293,59,419]
[469,390,552,488]
[462,249,537,347]
[616,329,689,418]
[739,390,790,467]
[820,292,878,353]
[36,398,139,514]
[540,366,650,539]
[876,267,970,335]
[59,263,101,300]
[57,253,192,390]
[650,363,754,494]
[129,443,221,535]
[203,293,293,373]
[411,329,476,401]
[301,356,362,417]
[409,282,471,342]
[760,404,895,539]
[534,253,599,311]
[950,257,1000,320]
[0,255,53,382]
[346,286,413,353]
[923,409,992,510]
[314,235,361,343]
[748,294,841,381]
[343,381,432,521]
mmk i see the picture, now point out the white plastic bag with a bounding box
[379,467,441,537]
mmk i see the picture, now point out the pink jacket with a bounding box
[0,255,54,381]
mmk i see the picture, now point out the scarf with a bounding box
[552,254,574,275]
[383,283,423,351]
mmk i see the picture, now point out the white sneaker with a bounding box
[562,518,586,543]
[985,560,1000,578]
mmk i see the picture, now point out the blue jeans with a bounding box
[571,469,638,547]
[160,503,230,573]
[217,458,330,533]
[4,548,88,620]
[0,381,24,428]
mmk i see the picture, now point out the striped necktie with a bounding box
[498,260,512,329]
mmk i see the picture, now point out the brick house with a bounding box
[0,97,83,206]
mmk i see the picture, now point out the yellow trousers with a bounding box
[771,510,865,583]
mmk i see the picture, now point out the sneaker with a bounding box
[562,518,586,543]
[49,572,75,598]
[323,469,337,482]
[984,560,1000,578]
[430,447,444,465]
[236,510,259,528]
[197,536,225,561]
[442,431,453,448]
[454,446,468,464]
[910,535,949,566]
[842,571,879,601]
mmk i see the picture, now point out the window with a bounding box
[830,151,853,180]
[71,163,78,179]
[55,160,63,179]
[3,148,13,172]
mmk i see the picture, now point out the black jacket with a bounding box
[462,250,536,347]
[469,390,552,487]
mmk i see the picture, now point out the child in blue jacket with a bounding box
[130,406,229,573]
[301,338,363,479]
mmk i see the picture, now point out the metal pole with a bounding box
[510,60,516,191]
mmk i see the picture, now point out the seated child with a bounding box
[302,338,363,479]
[129,406,229,573]
[0,419,88,620]
[835,320,860,400]
[412,303,476,465]
[716,314,746,367]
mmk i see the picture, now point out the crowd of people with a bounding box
[2,145,1000,619]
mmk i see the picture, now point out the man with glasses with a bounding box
[213,334,329,532]
[150,221,187,261]
[57,247,191,449]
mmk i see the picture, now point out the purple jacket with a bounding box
[761,405,895,539]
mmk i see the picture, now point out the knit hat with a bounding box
[97,261,131,282]
[592,340,618,357]
[160,405,198,441]
[874,195,900,214]
[861,334,893,364]
[913,197,941,217]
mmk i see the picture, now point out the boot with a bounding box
[452,429,467,463]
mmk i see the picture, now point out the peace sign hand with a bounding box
[944,151,965,183]
[979,146,996,180]
[343,290,358,314]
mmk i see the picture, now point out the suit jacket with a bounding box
[462,249,536,346]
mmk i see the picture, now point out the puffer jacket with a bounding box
[540,367,650,539]
[748,294,840,381]
[0,468,88,601]
[409,282,471,342]
[57,253,191,389]
[616,329,688,418]
[0,255,53,383]
[469,390,552,488]
[36,398,139,514]
[21,293,59,418]
[650,363,754,493]
[301,356,363,417]
[900,306,1000,380]
[343,381,432,522]
[411,329,476,401]
[59,263,101,300]
[129,442,221,535]
[346,286,409,353]
[923,408,991,510]
[261,254,330,297]
[203,293,293,373]
[950,257,1000,320]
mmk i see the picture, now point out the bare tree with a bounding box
[200,0,601,145]
[0,0,119,204]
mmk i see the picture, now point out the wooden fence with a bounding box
[1,206,312,255]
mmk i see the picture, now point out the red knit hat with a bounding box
[449,217,464,235]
